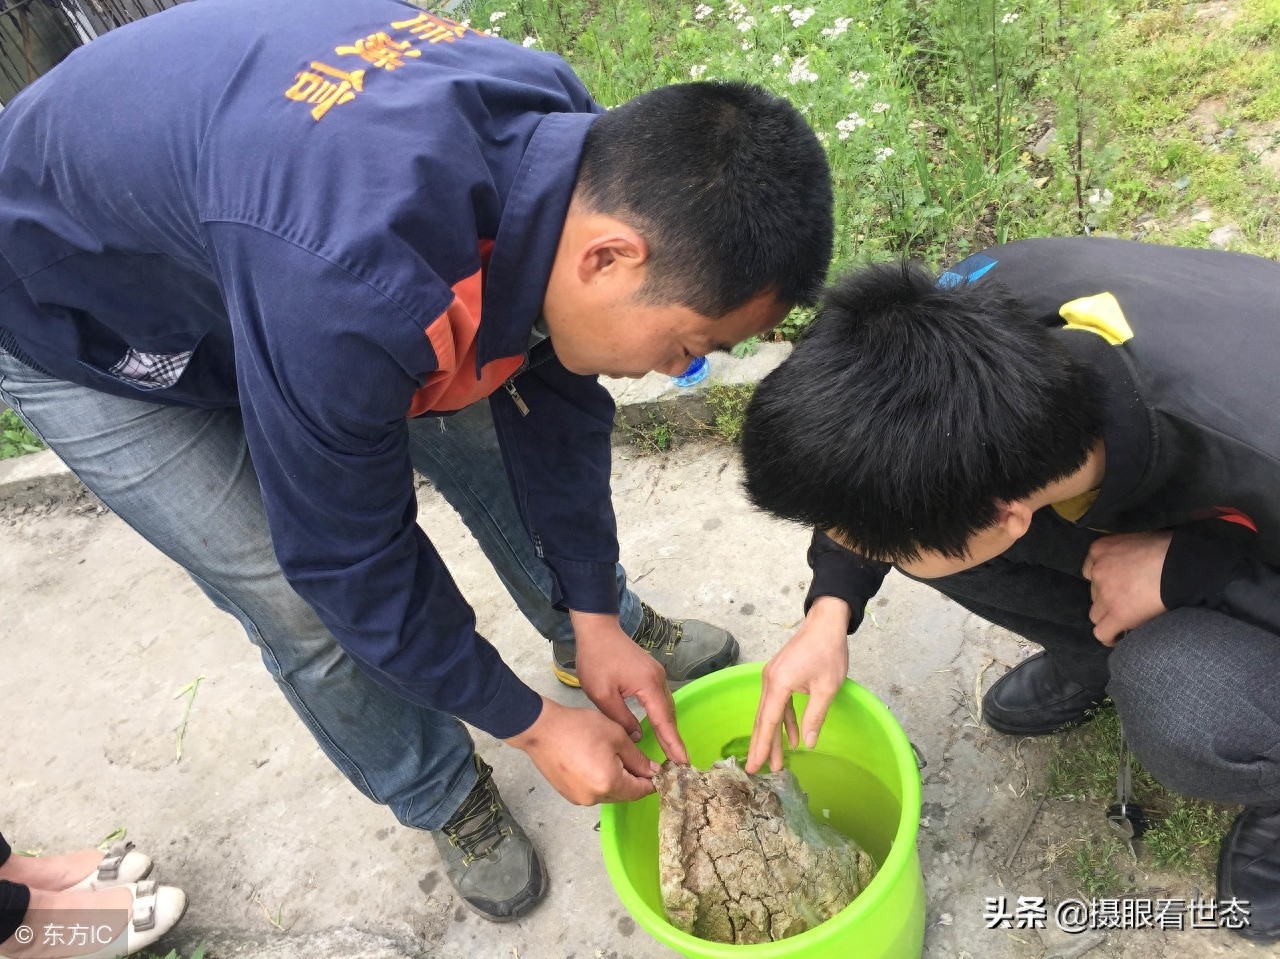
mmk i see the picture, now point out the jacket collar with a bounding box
[476,111,599,372]
[1056,328,1154,527]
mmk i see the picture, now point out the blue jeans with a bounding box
[0,349,642,830]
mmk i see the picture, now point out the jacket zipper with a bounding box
[504,378,529,416]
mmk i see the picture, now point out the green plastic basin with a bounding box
[599,662,925,958]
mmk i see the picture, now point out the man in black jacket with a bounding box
[740,237,1280,941]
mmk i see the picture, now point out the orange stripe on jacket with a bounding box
[408,240,523,417]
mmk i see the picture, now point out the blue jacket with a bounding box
[0,0,618,738]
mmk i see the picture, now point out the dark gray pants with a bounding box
[918,510,1280,807]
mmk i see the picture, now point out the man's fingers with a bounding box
[783,698,800,751]
[770,718,784,773]
[591,689,643,743]
[1094,618,1120,647]
[746,682,790,774]
[617,737,662,779]
[606,768,658,803]
[800,687,836,749]
[635,681,689,765]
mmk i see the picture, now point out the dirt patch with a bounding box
[1244,119,1280,177]
[1191,0,1241,26]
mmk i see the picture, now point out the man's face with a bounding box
[833,515,1025,580]
[548,288,787,378]
[540,207,791,377]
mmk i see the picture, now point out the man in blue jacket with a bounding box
[0,0,833,922]
[742,239,1280,941]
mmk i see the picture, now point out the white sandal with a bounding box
[80,880,188,959]
[0,881,186,959]
[65,844,152,891]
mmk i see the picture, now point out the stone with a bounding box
[1031,127,1056,157]
[655,759,876,944]
[1209,224,1242,248]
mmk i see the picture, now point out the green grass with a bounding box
[1070,832,1127,897]
[460,0,1280,289]
[704,382,755,444]
[0,408,44,460]
[1046,709,1239,886]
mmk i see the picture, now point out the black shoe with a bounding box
[982,652,1108,736]
[431,756,548,922]
[1218,806,1280,941]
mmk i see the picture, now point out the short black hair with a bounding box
[574,81,833,317]
[742,261,1105,562]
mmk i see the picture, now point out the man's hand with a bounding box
[1082,531,1171,646]
[745,596,850,774]
[505,697,662,804]
[569,611,689,764]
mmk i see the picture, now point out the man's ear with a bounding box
[995,500,1035,541]
[575,223,649,286]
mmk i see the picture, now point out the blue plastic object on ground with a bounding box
[672,356,709,387]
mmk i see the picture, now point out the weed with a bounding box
[1046,708,1239,886]
[0,408,44,460]
[173,675,205,763]
[624,413,677,454]
[703,383,755,444]
[1070,832,1126,897]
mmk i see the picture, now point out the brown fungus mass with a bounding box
[655,758,878,944]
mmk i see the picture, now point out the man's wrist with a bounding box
[568,609,625,644]
[503,695,551,748]
[808,595,852,625]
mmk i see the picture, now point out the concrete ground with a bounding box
[0,435,1272,958]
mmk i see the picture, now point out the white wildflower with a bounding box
[815,130,829,144]
[770,3,781,10]
[783,3,793,10]
[872,101,890,113]
[848,70,870,89]
[835,111,867,139]
[690,64,708,79]
[771,53,784,66]
[737,15,756,30]
[489,10,506,21]
[726,0,747,21]
[821,16,853,37]
[521,36,537,47]
[875,146,895,161]
[1001,11,1020,22]
[788,5,815,27]
[786,54,819,84]
[694,2,713,19]
[741,40,754,50]
[783,6,814,28]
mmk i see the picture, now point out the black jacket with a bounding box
[810,237,1280,638]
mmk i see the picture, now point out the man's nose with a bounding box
[659,355,694,377]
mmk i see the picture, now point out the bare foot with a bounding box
[0,850,105,893]
[0,886,131,959]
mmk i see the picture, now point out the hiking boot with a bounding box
[430,756,547,922]
[552,601,740,689]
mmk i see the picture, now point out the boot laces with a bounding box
[634,602,682,656]
[444,760,511,866]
